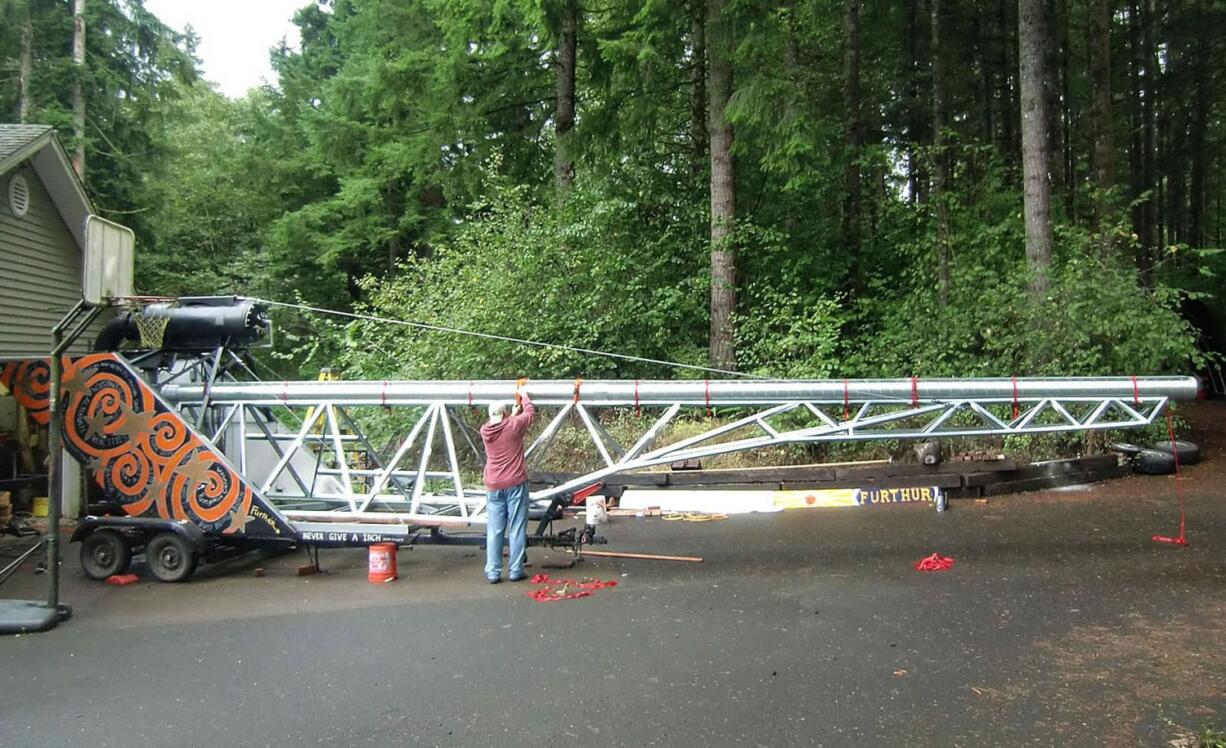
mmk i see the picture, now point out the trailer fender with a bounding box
[71,516,207,552]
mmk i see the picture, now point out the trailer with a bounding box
[0,297,1201,583]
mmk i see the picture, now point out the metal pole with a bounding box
[161,375,1202,407]
[46,300,97,611]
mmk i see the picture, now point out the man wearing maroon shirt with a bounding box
[479,384,535,583]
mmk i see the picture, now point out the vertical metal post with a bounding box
[410,404,440,515]
[238,404,248,473]
[436,405,467,515]
[46,327,65,609]
[324,404,355,511]
[46,300,95,611]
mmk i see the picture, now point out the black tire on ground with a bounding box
[145,532,199,583]
[1109,442,1145,456]
[1149,439,1201,466]
[1133,448,1177,475]
[80,530,133,580]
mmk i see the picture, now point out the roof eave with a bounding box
[1,131,96,250]
[0,129,54,177]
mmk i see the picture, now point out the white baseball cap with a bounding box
[488,401,510,423]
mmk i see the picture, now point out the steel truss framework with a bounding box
[157,376,1200,527]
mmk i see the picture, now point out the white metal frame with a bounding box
[161,375,1196,527]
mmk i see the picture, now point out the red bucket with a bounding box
[367,543,398,583]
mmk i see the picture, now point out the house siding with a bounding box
[0,165,110,358]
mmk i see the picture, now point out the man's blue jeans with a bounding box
[485,482,529,580]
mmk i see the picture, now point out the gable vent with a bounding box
[8,174,30,218]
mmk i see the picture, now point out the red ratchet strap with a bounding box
[526,573,618,602]
[1152,408,1189,546]
[913,553,955,572]
[381,380,389,409]
[1011,375,1020,420]
[910,376,919,408]
[1131,375,1141,406]
[634,379,641,417]
[572,377,583,404]
[281,381,289,406]
[843,378,850,421]
[705,379,712,418]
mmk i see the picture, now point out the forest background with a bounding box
[2,0,1225,385]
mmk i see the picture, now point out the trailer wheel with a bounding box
[80,530,133,580]
[146,532,199,583]
[1132,448,1177,475]
[1149,439,1201,466]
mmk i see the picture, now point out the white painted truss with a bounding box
[161,375,1198,526]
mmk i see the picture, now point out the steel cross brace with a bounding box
[162,373,1188,526]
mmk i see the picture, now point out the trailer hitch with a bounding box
[532,481,604,539]
[542,525,606,553]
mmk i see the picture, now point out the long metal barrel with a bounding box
[160,376,1200,406]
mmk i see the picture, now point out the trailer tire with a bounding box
[1132,448,1177,475]
[146,532,199,583]
[80,530,132,580]
[1109,442,1145,456]
[1149,440,1201,466]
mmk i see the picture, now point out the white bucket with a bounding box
[585,495,608,525]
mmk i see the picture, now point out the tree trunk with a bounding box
[1139,0,1157,268]
[554,0,578,195]
[1045,0,1064,207]
[691,0,708,177]
[1127,2,1146,271]
[1019,0,1054,297]
[1058,0,1074,220]
[1188,0,1210,248]
[384,185,403,272]
[72,0,86,181]
[1087,0,1116,236]
[975,6,995,146]
[1157,112,1166,248]
[932,0,950,306]
[1217,191,1222,249]
[906,0,925,203]
[17,1,33,123]
[707,0,736,369]
[998,0,1019,172]
[842,0,862,256]
[1164,112,1183,248]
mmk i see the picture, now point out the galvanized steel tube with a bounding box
[160,376,1201,407]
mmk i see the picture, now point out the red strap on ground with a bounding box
[1011,375,1020,420]
[105,573,139,586]
[526,573,618,602]
[634,379,641,417]
[913,553,955,572]
[705,379,712,418]
[1152,408,1189,546]
[910,376,919,408]
[572,377,583,404]
[843,378,850,420]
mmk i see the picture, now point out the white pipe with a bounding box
[161,375,1202,407]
